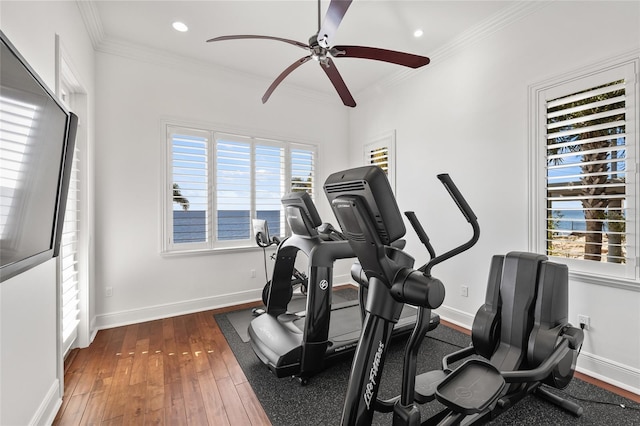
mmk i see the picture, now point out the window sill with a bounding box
[161,245,273,257]
[568,270,640,292]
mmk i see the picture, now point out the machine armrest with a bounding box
[502,339,571,383]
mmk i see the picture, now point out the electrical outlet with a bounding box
[251,269,256,278]
[578,315,590,330]
[105,286,113,297]
[460,285,468,297]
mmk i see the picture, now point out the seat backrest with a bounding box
[472,252,547,372]
[527,260,569,367]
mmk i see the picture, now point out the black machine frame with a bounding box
[323,166,584,426]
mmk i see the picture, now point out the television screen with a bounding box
[0,30,77,282]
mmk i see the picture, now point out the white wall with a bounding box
[0,1,96,424]
[348,1,640,393]
[1,261,58,426]
[93,47,351,328]
[2,5,638,425]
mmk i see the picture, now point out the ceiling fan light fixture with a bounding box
[413,29,424,38]
[206,0,429,107]
[172,21,189,32]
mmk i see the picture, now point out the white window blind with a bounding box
[256,142,286,237]
[216,137,251,241]
[170,129,209,247]
[546,80,628,263]
[364,131,396,192]
[165,125,316,252]
[291,147,314,195]
[531,58,638,282]
[60,145,80,349]
[368,146,390,172]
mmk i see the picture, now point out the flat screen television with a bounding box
[0,30,78,283]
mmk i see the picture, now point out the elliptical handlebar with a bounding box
[394,174,479,410]
[417,174,480,277]
[437,173,477,224]
[404,211,436,261]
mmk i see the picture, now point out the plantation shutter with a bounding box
[367,145,390,173]
[215,135,252,241]
[60,145,80,351]
[364,131,396,191]
[290,147,315,195]
[164,125,318,251]
[545,79,629,264]
[255,142,285,237]
[170,128,209,245]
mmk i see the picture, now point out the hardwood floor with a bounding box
[53,304,271,426]
[55,309,640,425]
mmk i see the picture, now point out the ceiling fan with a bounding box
[206,0,430,107]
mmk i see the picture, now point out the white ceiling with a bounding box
[91,0,515,102]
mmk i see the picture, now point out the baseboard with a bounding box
[30,379,61,426]
[434,304,475,330]
[95,276,355,331]
[576,351,640,396]
[435,305,640,397]
[89,316,98,342]
[95,288,263,330]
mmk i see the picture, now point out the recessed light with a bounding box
[413,29,423,38]
[172,21,189,32]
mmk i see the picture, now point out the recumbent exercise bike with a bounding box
[323,165,584,425]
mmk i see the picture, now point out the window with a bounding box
[164,125,316,252]
[60,141,80,351]
[56,42,87,353]
[530,59,639,282]
[364,131,396,192]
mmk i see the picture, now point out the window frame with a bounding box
[162,123,317,254]
[528,54,640,288]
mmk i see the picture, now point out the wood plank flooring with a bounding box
[53,303,271,426]
[55,310,640,425]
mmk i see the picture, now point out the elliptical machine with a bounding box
[323,166,584,425]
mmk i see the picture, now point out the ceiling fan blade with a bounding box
[262,56,313,104]
[331,45,430,68]
[207,35,309,50]
[320,57,356,107]
[317,0,353,48]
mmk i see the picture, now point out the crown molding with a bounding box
[77,0,550,107]
[75,0,334,106]
[356,1,552,100]
[76,0,105,50]
[97,36,336,106]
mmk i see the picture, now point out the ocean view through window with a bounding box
[164,125,315,251]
